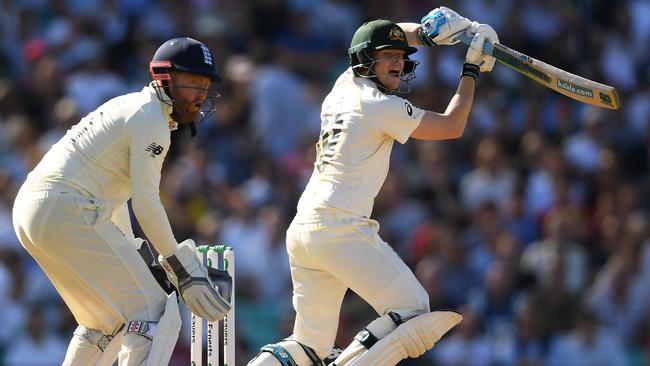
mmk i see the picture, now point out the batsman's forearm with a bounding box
[397,22,426,46]
[411,78,475,140]
[131,192,178,257]
[443,76,475,136]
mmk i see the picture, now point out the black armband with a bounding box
[417,27,435,47]
[461,63,480,81]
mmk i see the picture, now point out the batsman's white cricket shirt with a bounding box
[27,82,179,255]
[297,68,425,218]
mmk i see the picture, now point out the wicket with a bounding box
[191,245,236,366]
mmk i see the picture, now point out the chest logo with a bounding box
[145,142,164,157]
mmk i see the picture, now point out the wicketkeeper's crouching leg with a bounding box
[63,326,122,366]
[62,292,181,366]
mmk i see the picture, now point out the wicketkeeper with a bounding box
[12,37,231,365]
[246,7,498,366]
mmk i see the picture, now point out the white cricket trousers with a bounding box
[12,181,166,339]
[287,208,430,358]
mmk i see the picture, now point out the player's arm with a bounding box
[400,7,474,48]
[128,116,229,322]
[410,77,475,141]
[411,25,498,141]
[128,121,177,257]
[397,22,427,46]
[112,202,136,241]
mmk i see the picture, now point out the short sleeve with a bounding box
[362,94,425,144]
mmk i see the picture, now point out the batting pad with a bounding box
[248,339,322,366]
[145,292,181,366]
[333,313,401,365]
[338,311,462,366]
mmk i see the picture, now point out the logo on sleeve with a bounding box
[405,101,413,117]
[145,142,164,157]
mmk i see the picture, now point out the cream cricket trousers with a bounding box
[287,209,430,358]
[12,182,167,356]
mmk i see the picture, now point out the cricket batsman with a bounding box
[247,7,498,366]
[12,37,231,365]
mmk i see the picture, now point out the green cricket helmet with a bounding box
[348,19,419,90]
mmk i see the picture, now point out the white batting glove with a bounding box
[420,6,472,46]
[465,22,499,72]
[159,239,231,322]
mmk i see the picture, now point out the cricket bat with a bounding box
[456,33,620,110]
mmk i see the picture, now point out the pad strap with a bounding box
[74,326,113,352]
[354,329,379,349]
[295,341,324,366]
[125,320,157,341]
[260,344,299,366]
[388,311,404,326]
[354,311,404,350]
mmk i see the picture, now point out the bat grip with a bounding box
[455,32,494,56]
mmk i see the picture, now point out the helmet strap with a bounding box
[161,79,173,102]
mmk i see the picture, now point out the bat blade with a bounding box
[455,33,620,110]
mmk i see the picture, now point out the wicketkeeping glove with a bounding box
[159,239,231,322]
[420,6,472,46]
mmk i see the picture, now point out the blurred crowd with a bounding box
[1,0,649,365]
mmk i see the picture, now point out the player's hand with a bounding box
[420,6,471,46]
[465,22,499,72]
[159,239,231,322]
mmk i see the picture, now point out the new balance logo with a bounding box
[145,142,164,157]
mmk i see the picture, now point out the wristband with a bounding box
[417,27,436,46]
[461,63,479,81]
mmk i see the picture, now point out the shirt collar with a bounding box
[347,67,379,90]
[147,81,177,131]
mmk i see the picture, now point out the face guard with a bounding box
[150,60,220,124]
[149,37,222,136]
[350,47,419,93]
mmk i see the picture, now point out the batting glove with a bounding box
[465,22,499,72]
[420,6,472,46]
[159,239,231,322]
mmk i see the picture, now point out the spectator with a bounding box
[521,207,590,295]
[460,137,517,213]
[546,306,627,366]
[430,306,494,366]
[4,305,67,365]
[493,295,546,366]
[588,215,650,345]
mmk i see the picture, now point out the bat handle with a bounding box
[455,32,494,56]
